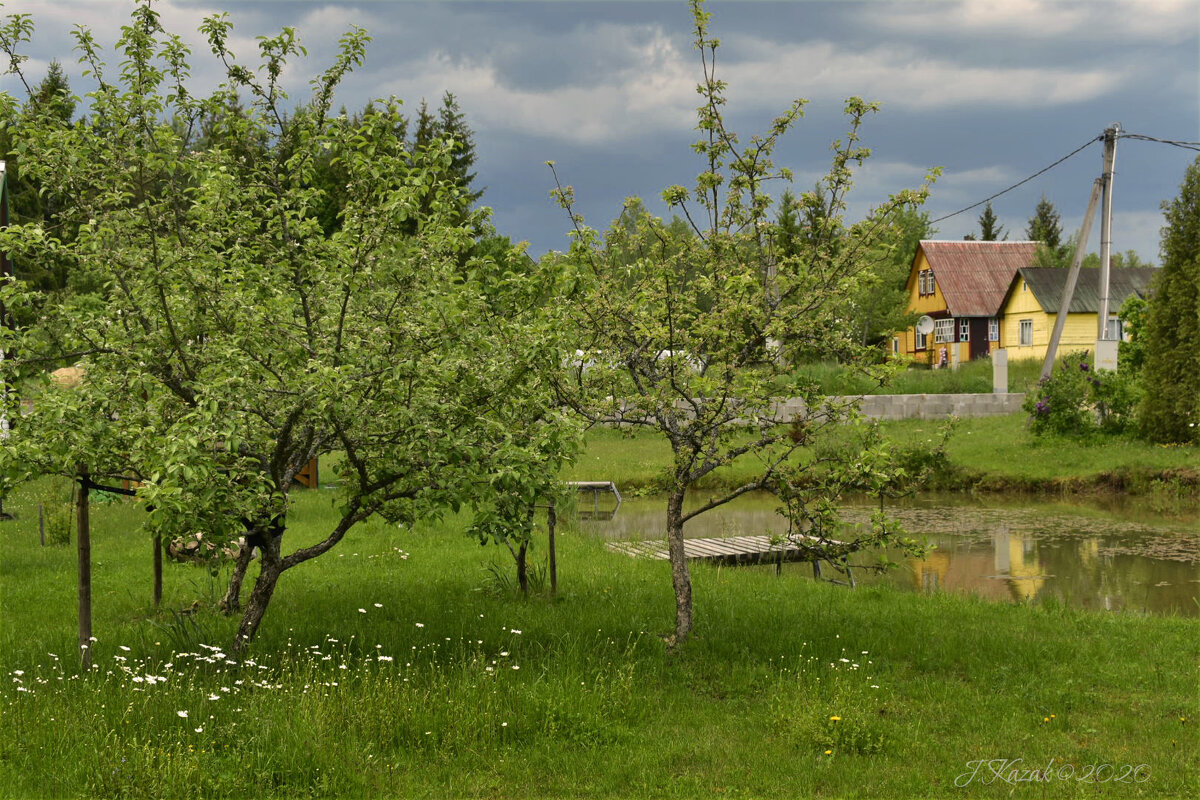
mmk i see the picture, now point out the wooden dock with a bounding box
[607,534,833,567]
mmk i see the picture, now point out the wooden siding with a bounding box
[895,245,1012,365]
[999,274,1102,362]
[897,250,948,361]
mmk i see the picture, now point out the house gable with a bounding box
[916,240,1040,318]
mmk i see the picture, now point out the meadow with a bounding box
[1,468,1196,799]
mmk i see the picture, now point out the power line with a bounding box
[930,135,1102,225]
[1118,132,1200,153]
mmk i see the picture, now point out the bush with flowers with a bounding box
[1023,351,1141,436]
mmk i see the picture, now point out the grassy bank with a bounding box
[565,413,1199,504]
[1,479,1196,798]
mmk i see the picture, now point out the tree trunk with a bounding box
[232,527,284,651]
[516,541,529,596]
[219,538,255,615]
[152,533,162,607]
[665,487,693,647]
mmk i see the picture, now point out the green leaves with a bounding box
[0,1,575,639]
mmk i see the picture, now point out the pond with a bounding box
[582,492,1199,616]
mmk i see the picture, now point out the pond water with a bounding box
[581,492,1199,616]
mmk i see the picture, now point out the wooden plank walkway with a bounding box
[607,534,835,567]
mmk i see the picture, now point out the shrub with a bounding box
[1023,351,1140,437]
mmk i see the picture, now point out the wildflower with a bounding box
[358,608,367,614]
[194,727,203,733]
[374,603,383,608]
[829,716,841,722]
[415,623,424,628]
[177,710,188,718]
[119,646,131,652]
[824,750,832,755]
[511,629,522,635]
[208,694,220,701]
[1043,717,1049,723]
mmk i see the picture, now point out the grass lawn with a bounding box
[1,476,1196,798]
[566,414,1199,502]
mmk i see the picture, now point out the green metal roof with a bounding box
[1017,267,1158,314]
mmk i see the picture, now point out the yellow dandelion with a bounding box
[824,750,832,755]
[829,716,841,721]
[1043,717,1049,722]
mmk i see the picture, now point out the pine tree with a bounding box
[0,59,77,292]
[774,189,804,258]
[977,202,1005,241]
[436,92,482,213]
[1026,194,1062,248]
[1026,194,1069,267]
[1138,155,1200,443]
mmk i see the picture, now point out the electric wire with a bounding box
[1118,132,1200,153]
[929,135,1102,225]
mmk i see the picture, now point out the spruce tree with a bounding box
[1026,194,1069,267]
[977,201,1005,241]
[0,59,77,292]
[1138,155,1200,443]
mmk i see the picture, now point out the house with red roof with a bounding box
[893,240,1040,365]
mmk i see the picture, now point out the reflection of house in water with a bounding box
[908,528,1048,603]
[993,530,1048,602]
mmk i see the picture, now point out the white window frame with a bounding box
[934,318,955,344]
[959,319,970,342]
[1106,316,1123,341]
[988,318,999,342]
[915,331,928,350]
[1019,319,1033,346]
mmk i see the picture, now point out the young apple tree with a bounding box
[550,0,936,647]
[0,2,571,649]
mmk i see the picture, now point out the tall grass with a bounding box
[792,357,1045,395]
[1,478,1196,798]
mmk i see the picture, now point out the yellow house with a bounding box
[998,266,1158,362]
[894,240,1039,365]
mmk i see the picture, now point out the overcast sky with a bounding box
[2,0,1197,262]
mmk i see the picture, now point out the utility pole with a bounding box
[1042,178,1103,380]
[1097,124,1120,339]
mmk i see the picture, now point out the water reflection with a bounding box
[586,494,1199,616]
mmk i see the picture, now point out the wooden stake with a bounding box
[153,533,162,606]
[77,467,92,670]
[548,503,557,596]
